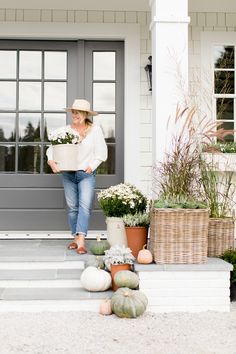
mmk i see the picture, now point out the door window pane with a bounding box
[214,46,234,69]
[19,51,42,79]
[19,82,42,110]
[93,83,115,111]
[0,50,17,79]
[18,145,41,173]
[44,113,67,141]
[216,98,234,120]
[43,145,52,173]
[93,114,115,142]
[0,113,16,141]
[97,145,115,174]
[44,82,66,110]
[0,145,15,172]
[93,52,115,80]
[19,113,41,142]
[0,82,16,110]
[214,71,234,94]
[44,51,67,79]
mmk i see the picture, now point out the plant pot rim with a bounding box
[125,226,149,229]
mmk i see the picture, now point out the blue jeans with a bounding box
[61,170,96,236]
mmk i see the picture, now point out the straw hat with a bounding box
[65,99,98,116]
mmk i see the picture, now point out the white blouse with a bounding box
[46,124,108,171]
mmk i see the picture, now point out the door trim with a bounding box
[0,22,141,188]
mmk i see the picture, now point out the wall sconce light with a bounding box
[144,55,152,91]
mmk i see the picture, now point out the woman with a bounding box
[47,99,107,254]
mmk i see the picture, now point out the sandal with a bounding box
[67,242,78,250]
[77,246,87,254]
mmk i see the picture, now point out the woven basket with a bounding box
[150,208,209,264]
[208,217,235,257]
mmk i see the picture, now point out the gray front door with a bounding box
[0,40,124,232]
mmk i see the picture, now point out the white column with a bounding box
[150,0,190,163]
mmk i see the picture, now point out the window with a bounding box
[214,45,235,141]
[0,49,68,173]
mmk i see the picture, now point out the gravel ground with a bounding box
[0,305,236,354]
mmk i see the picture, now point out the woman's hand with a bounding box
[84,167,93,174]
[48,160,60,173]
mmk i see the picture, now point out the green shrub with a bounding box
[219,249,236,283]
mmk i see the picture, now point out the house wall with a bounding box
[0,7,153,195]
[189,12,236,103]
[1,7,235,197]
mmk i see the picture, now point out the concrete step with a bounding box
[0,287,113,301]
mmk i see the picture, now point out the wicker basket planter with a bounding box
[150,208,209,264]
[208,217,235,257]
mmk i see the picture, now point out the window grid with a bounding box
[0,49,68,173]
[213,45,235,142]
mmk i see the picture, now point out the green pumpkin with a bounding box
[85,256,105,269]
[114,270,139,289]
[90,236,110,255]
[111,287,148,318]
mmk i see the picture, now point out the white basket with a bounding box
[52,144,79,171]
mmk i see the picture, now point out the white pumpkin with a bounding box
[81,266,112,292]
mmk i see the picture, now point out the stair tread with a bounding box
[0,269,83,280]
[0,287,113,301]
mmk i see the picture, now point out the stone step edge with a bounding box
[0,279,84,288]
[0,261,85,270]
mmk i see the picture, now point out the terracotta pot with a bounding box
[125,226,148,258]
[110,263,131,291]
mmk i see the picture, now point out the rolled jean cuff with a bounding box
[76,232,87,237]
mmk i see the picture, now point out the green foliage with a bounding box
[123,212,150,227]
[219,249,236,283]
[202,142,236,153]
[153,197,208,209]
[199,158,235,218]
[97,183,147,217]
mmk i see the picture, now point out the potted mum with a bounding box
[48,129,81,171]
[97,183,147,246]
[123,212,150,258]
[103,245,135,291]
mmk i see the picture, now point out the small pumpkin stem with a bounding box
[143,244,147,250]
[124,292,130,297]
[96,235,101,242]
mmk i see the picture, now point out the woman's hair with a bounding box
[79,110,93,127]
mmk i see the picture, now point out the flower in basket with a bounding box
[103,245,135,270]
[97,183,147,217]
[48,129,81,145]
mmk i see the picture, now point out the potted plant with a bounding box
[219,249,236,301]
[123,212,150,258]
[48,129,81,171]
[97,183,147,246]
[199,157,235,257]
[103,245,135,291]
[151,107,210,264]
